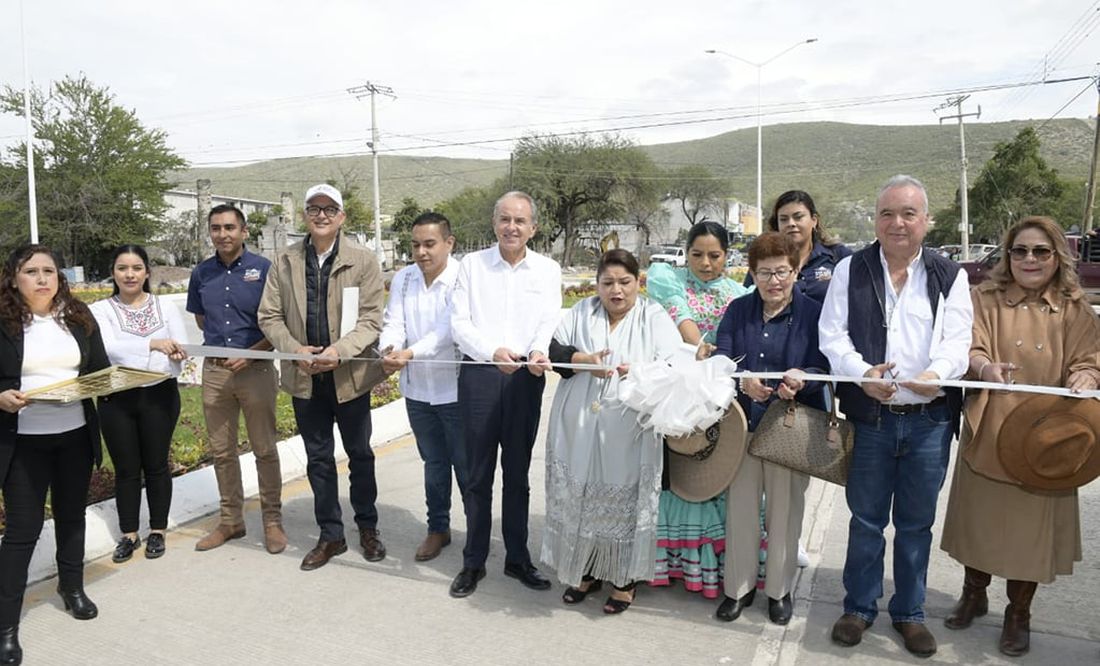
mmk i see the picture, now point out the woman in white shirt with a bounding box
[90,245,188,564]
[0,244,111,666]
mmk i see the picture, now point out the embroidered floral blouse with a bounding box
[646,263,751,344]
[89,294,190,379]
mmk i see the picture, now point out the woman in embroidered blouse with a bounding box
[744,190,851,304]
[89,245,188,563]
[647,221,750,598]
[0,244,110,666]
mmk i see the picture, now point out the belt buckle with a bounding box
[887,402,914,415]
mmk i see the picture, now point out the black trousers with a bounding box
[459,364,545,569]
[98,379,180,533]
[292,374,378,542]
[0,427,93,627]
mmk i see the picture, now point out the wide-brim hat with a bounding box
[998,394,1100,491]
[666,402,749,502]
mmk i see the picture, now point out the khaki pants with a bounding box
[202,359,282,526]
[724,446,808,600]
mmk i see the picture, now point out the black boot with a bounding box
[57,587,98,620]
[945,566,991,630]
[1000,580,1038,657]
[0,626,22,665]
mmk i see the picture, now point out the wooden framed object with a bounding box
[23,366,170,404]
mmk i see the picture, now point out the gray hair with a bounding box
[877,175,929,214]
[492,191,538,224]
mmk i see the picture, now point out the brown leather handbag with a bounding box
[748,393,854,486]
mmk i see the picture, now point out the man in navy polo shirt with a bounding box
[186,203,287,555]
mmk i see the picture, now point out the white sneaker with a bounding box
[797,543,810,568]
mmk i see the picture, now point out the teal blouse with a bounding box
[646,263,750,345]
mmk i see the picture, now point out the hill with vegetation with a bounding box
[175,118,1095,218]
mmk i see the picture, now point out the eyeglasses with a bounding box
[1008,245,1054,262]
[305,205,341,219]
[754,268,793,282]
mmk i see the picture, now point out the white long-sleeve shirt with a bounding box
[450,244,562,362]
[89,293,190,380]
[819,249,973,404]
[378,260,461,405]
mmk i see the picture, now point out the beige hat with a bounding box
[998,394,1100,491]
[666,403,749,502]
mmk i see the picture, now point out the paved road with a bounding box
[14,374,1100,665]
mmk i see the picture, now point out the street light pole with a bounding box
[706,38,818,225]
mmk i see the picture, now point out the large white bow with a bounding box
[616,345,739,438]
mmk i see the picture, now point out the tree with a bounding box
[324,165,372,236]
[614,155,667,252]
[0,74,186,273]
[929,127,1068,245]
[512,133,655,265]
[390,197,422,257]
[666,165,729,225]
[434,186,498,250]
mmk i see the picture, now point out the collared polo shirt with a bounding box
[186,248,271,348]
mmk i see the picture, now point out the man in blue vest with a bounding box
[819,175,973,658]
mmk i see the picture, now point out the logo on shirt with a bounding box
[813,266,833,281]
[243,268,262,282]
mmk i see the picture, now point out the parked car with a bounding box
[960,234,1100,304]
[649,246,687,267]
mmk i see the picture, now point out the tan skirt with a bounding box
[941,452,1081,583]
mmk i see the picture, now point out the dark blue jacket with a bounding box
[716,288,829,430]
[744,241,852,303]
[836,241,964,428]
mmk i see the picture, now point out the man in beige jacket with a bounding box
[258,183,387,571]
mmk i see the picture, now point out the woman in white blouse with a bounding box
[90,245,188,563]
[0,244,111,666]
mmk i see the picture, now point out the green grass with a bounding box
[0,374,402,530]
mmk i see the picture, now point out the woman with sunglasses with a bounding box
[940,216,1100,657]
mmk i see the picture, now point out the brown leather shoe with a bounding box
[1000,580,1037,657]
[893,622,937,658]
[195,524,246,551]
[831,614,871,647]
[300,538,347,571]
[264,523,288,554]
[360,528,386,562]
[415,531,451,562]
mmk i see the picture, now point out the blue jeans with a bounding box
[842,403,954,624]
[406,399,468,534]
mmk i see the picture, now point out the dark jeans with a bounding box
[459,364,545,569]
[0,427,93,626]
[842,403,954,624]
[292,374,377,542]
[406,399,468,534]
[98,379,180,533]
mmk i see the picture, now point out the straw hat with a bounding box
[997,394,1100,491]
[666,403,749,502]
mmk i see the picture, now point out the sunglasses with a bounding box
[1008,245,1054,262]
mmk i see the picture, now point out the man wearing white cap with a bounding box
[258,183,388,570]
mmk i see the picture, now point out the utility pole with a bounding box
[20,0,38,243]
[936,95,981,260]
[348,81,395,266]
[1083,76,1100,235]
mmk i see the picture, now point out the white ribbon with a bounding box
[180,344,1100,400]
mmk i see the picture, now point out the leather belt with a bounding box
[885,396,946,415]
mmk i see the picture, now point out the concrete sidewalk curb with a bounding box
[27,395,411,584]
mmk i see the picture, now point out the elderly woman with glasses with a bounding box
[713,232,829,626]
[940,216,1100,657]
